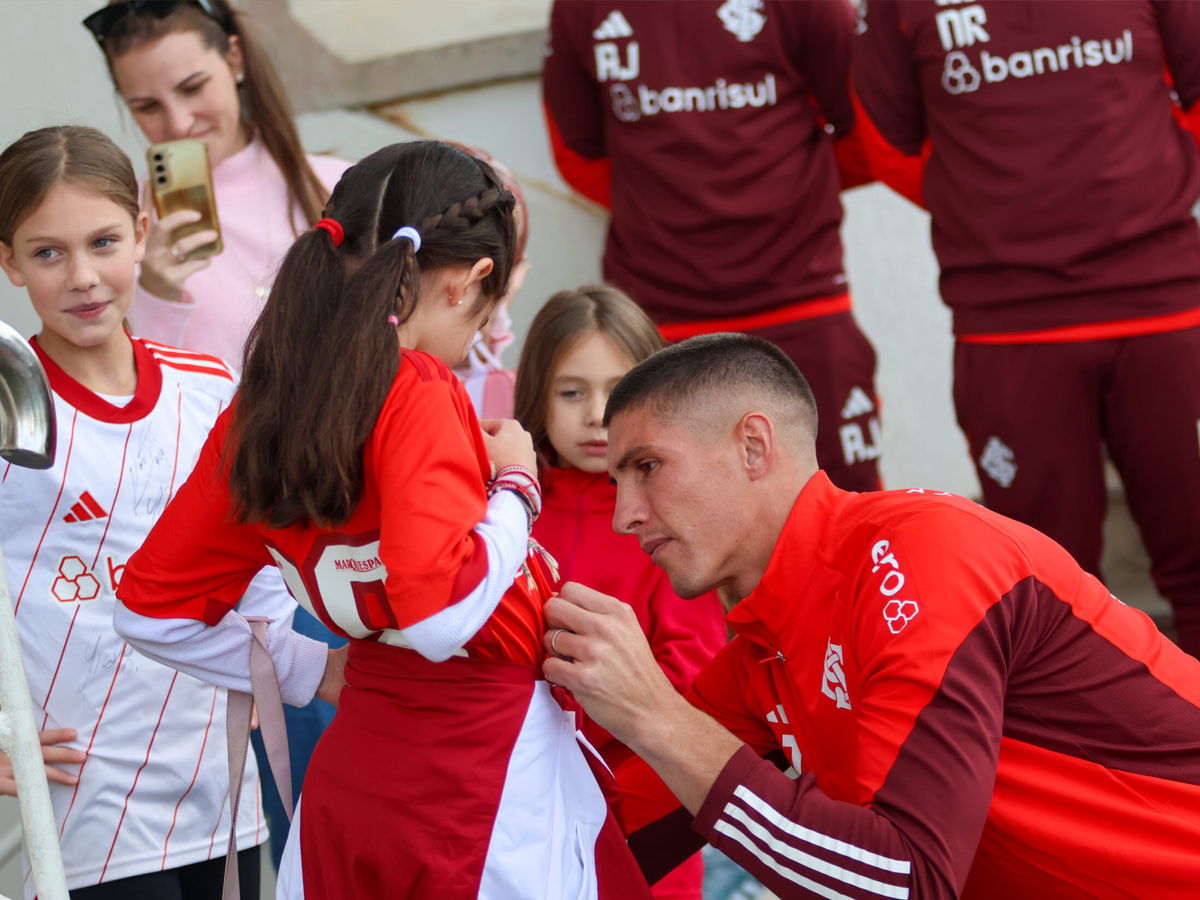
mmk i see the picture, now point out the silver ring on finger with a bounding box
[551,628,571,658]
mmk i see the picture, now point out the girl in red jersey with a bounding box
[515,286,728,900]
[114,142,653,900]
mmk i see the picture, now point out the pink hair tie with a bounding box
[315,217,344,247]
[387,315,399,326]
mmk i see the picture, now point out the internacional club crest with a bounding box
[718,0,766,43]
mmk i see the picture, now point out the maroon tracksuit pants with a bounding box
[953,326,1200,657]
[752,312,883,493]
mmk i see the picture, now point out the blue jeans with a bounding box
[251,608,346,870]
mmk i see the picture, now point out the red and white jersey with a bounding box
[0,336,293,897]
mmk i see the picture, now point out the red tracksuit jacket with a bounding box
[622,471,1200,899]
[852,0,1200,338]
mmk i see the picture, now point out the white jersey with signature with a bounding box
[0,337,295,896]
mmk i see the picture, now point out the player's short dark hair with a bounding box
[603,333,819,439]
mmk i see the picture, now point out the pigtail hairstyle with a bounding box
[228,141,517,528]
[514,284,663,466]
[99,0,329,229]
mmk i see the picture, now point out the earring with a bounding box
[236,72,245,84]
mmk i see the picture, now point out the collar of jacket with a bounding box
[725,470,845,655]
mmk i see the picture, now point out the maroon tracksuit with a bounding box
[854,0,1200,655]
[543,0,883,492]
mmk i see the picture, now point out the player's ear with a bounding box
[738,411,776,481]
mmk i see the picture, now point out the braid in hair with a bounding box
[227,141,518,528]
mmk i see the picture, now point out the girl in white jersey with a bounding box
[0,125,305,900]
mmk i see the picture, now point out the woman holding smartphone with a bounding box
[83,0,352,870]
[84,0,351,366]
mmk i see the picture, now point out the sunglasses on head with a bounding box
[82,0,234,43]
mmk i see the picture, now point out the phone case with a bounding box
[146,138,222,260]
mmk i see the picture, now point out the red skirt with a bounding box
[278,639,652,900]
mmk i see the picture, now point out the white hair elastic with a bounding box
[393,226,421,253]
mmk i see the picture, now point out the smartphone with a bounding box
[146,138,222,260]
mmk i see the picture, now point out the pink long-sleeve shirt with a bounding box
[130,138,352,368]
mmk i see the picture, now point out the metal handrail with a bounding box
[0,319,67,900]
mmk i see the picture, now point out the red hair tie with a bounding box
[315,217,344,247]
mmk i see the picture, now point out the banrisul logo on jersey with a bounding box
[592,8,778,122]
[933,1,1134,96]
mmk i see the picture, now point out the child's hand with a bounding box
[480,419,537,474]
[0,728,86,796]
[139,210,217,302]
[315,646,348,707]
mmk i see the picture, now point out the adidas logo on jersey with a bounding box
[841,386,875,420]
[63,491,108,524]
[593,10,632,41]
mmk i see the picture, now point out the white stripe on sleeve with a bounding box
[714,820,855,900]
[721,803,909,899]
[733,785,912,874]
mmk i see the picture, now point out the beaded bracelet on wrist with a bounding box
[487,466,542,528]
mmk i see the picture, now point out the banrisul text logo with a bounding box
[636,75,777,116]
[979,31,1133,85]
[934,1,1135,96]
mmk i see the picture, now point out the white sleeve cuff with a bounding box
[114,599,328,707]
[401,489,530,662]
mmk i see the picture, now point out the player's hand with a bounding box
[542,582,679,746]
[544,584,745,816]
[480,418,537,474]
[0,728,86,796]
[315,645,348,706]
[138,210,216,301]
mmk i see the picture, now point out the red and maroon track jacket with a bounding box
[543,0,871,329]
[621,471,1200,899]
[852,0,1200,340]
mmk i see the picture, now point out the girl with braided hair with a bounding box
[113,141,653,900]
